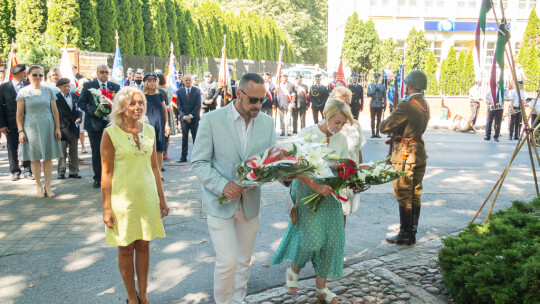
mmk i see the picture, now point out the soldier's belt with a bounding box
[393,136,423,145]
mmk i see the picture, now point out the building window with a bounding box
[519,0,536,10]
[456,0,476,9]
[397,40,406,60]
[425,0,445,16]
[486,42,496,66]
[397,0,419,16]
[370,0,393,16]
[454,41,472,54]
[429,41,442,63]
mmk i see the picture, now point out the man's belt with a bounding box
[393,135,422,144]
[394,136,422,170]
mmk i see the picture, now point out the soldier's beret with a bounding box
[56,78,71,87]
[136,68,145,74]
[351,73,359,78]
[126,68,134,73]
[143,73,158,82]
[10,63,26,75]
[373,73,381,78]
[314,74,321,79]
[176,70,183,75]
[203,72,211,77]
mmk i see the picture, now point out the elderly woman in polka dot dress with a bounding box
[272,98,354,304]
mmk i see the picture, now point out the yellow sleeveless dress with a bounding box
[105,124,165,246]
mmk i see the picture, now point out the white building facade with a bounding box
[327,0,538,75]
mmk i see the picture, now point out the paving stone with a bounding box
[331,286,348,295]
[295,295,308,304]
[398,293,411,300]
[425,286,441,295]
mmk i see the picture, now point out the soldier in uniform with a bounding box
[308,74,330,124]
[176,70,185,89]
[328,71,337,92]
[292,75,309,133]
[200,72,219,113]
[380,70,430,245]
[349,73,364,120]
[124,68,134,87]
[367,73,386,138]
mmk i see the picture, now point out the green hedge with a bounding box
[438,198,540,304]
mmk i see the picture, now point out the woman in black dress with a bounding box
[142,73,170,176]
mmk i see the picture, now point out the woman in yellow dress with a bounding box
[101,87,169,304]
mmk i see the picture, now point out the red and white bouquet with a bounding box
[88,88,115,117]
[218,136,334,203]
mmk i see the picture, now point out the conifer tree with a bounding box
[424,50,438,95]
[522,9,540,47]
[15,0,48,55]
[164,0,179,56]
[380,38,400,72]
[142,0,161,56]
[45,0,82,49]
[0,0,16,58]
[404,27,429,72]
[96,0,119,52]
[176,4,193,56]
[116,0,134,54]
[440,46,458,95]
[130,0,145,55]
[463,51,475,95]
[156,0,169,57]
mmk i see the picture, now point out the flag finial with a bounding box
[64,36,67,49]
[170,41,173,52]
[115,30,119,46]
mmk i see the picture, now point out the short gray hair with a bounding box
[47,68,61,78]
[96,64,109,71]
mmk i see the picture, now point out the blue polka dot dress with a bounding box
[272,124,349,279]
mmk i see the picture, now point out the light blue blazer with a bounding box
[190,103,276,219]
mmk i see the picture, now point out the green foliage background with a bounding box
[438,198,540,304]
[1,0,296,65]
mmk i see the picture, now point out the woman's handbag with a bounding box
[290,184,301,226]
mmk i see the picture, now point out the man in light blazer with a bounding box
[177,75,201,162]
[191,73,276,304]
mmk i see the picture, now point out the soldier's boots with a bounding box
[386,205,416,245]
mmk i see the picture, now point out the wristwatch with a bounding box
[18,129,25,133]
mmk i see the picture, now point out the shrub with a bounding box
[438,198,540,304]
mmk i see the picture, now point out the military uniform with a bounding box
[349,75,364,120]
[367,75,387,137]
[379,70,430,245]
[308,79,330,124]
[292,81,309,133]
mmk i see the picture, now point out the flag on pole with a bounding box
[3,40,17,83]
[334,56,347,87]
[274,45,285,93]
[397,64,406,100]
[166,42,178,107]
[475,0,493,65]
[59,44,78,88]
[489,18,510,107]
[218,35,232,104]
[111,30,124,85]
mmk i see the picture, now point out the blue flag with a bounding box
[112,44,124,86]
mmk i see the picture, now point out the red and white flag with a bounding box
[218,35,232,105]
[274,45,285,93]
[3,40,17,83]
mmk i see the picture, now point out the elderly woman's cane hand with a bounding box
[103,209,115,229]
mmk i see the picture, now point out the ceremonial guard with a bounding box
[349,73,364,120]
[292,75,309,133]
[276,73,295,136]
[367,73,386,138]
[176,70,185,89]
[484,83,504,142]
[200,72,219,113]
[508,81,526,140]
[123,68,134,87]
[327,71,337,92]
[261,72,276,116]
[308,74,329,124]
[380,70,430,246]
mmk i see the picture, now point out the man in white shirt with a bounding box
[468,81,483,130]
[191,73,276,304]
[508,81,527,140]
[46,68,62,94]
[484,84,504,142]
[529,91,539,129]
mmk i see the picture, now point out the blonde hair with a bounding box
[323,98,354,125]
[109,87,149,129]
[142,77,160,95]
[329,86,352,104]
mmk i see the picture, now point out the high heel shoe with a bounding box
[316,287,338,304]
[285,265,299,293]
[45,186,55,198]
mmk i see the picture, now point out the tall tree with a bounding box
[0,0,16,58]
[45,0,82,49]
[96,0,119,52]
[131,0,145,55]
[15,0,48,56]
[440,46,458,95]
[380,38,400,72]
[522,8,540,48]
[176,3,193,56]
[142,0,161,56]
[424,50,438,95]
[79,0,101,51]
[404,27,429,72]
[156,0,170,56]
[164,0,179,56]
[342,12,361,73]
[343,17,380,76]
[116,0,134,54]
[463,51,475,94]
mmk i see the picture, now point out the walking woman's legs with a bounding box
[118,242,139,304]
[43,159,54,197]
[31,161,43,198]
[135,240,150,304]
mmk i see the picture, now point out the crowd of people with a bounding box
[1,61,432,304]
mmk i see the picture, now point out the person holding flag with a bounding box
[261,72,276,117]
[291,75,308,133]
[111,35,125,86]
[276,73,295,136]
[348,73,364,120]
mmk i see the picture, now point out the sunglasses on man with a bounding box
[239,89,264,104]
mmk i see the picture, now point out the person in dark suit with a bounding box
[292,75,309,133]
[308,74,330,124]
[0,63,32,181]
[78,65,121,188]
[177,75,201,162]
[200,72,219,113]
[261,72,276,117]
[56,78,82,179]
[349,73,364,120]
